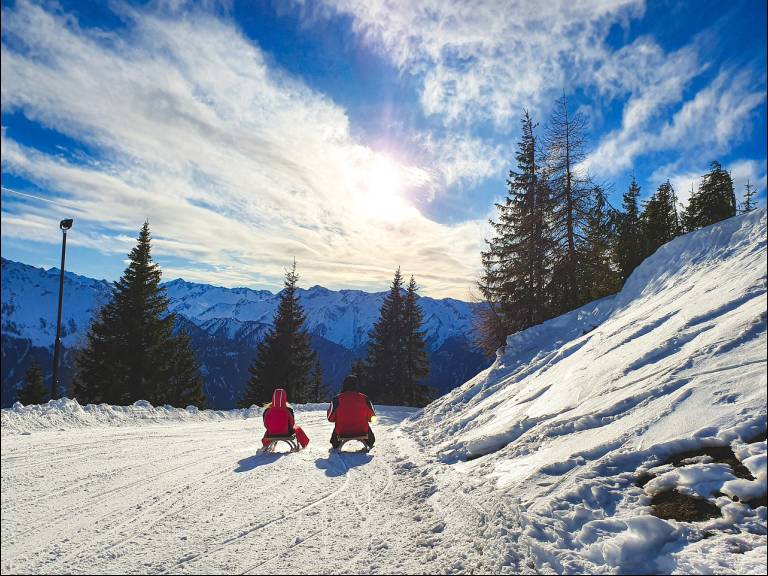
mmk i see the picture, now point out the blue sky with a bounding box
[1,0,766,298]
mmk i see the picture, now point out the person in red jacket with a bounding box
[327,374,376,449]
[262,388,309,449]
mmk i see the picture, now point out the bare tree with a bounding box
[544,94,594,314]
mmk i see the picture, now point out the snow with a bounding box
[402,209,767,573]
[2,405,516,574]
[1,258,476,351]
[1,211,766,574]
[1,398,260,435]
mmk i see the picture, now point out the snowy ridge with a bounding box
[1,258,476,351]
[405,209,767,573]
[164,279,475,351]
[0,259,112,348]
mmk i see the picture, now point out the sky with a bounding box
[1,0,766,299]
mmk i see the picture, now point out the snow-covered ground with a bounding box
[1,402,515,574]
[405,209,768,573]
[2,210,766,575]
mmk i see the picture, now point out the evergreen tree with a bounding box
[682,161,736,230]
[365,268,405,405]
[739,179,757,214]
[74,222,201,406]
[402,276,431,406]
[349,359,370,396]
[478,110,552,347]
[614,177,645,283]
[17,361,48,405]
[162,329,206,408]
[239,262,316,407]
[580,186,621,301]
[642,180,680,255]
[544,95,595,314]
[310,358,330,403]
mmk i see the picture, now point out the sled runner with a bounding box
[336,435,371,453]
[262,435,301,453]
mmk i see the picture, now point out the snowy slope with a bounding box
[404,209,767,573]
[0,259,112,348]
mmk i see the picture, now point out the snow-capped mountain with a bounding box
[1,258,489,407]
[1,259,113,349]
[163,278,475,352]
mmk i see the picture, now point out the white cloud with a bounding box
[585,69,766,178]
[0,1,486,298]
[414,132,506,194]
[314,0,765,197]
[312,0,645,128]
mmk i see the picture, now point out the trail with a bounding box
[1,407,508,574]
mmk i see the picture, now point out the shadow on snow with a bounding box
[314,449,373,477]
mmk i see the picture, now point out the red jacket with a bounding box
[263,389,295,437]
[327,391,375,437]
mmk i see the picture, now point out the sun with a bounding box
[361,155,409,221]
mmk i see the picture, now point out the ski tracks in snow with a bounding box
[1,408,513,574]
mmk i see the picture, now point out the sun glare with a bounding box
[360,155,410,222]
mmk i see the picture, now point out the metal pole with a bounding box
[51,226,68,400]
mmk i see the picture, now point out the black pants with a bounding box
[330,427,375,449]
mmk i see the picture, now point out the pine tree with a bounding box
[74,222,202,406]
[163,329,206,408]
[544,94,595,314]
[365,268,405,405]
[402,276,431,406]
[642,180,680,255]
[239,261,316,407]
[478,110,552,347]
[310,359,330,402]
[740,179,757,214]
[615,177,645,282]
[17,361,48,405]
[349,359,369,396]
[580,186,621,301]
[682,161,736,230]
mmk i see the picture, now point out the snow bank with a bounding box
[407,210,768,574]
[1,398,260,435]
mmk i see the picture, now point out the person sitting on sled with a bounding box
[262,388,309,449]
[327,374,377,449]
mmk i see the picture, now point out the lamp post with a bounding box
[51,218,73,401]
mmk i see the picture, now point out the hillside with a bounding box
[404,208,767,572]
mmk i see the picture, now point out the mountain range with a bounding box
[0,258,490,408]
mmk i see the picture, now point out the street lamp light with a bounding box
[51,218,73,400]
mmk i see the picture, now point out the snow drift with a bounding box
[0,398,260,435]
[406,209,767,573]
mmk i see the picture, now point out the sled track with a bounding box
[4,443,228,550]
[236,449,395,575]
[163,450,356,574]
[47,457,242,571]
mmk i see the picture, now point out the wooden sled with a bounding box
[337,436,371,453]
[263,435,300,453]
